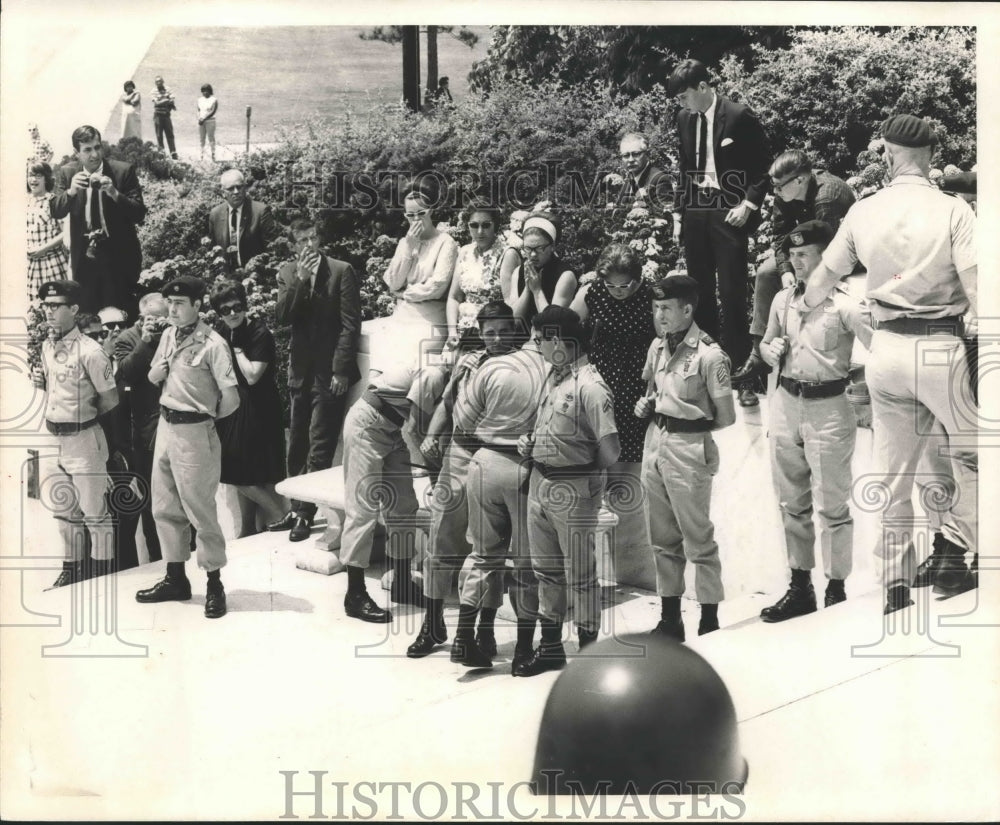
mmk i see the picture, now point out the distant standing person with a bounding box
[198,84,218,162]
[151,75,178,159]
[121,81,142,141]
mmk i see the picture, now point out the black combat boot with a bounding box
[761,569,817,623]
[931,537,976,597]
[476,607,498,658]
[698,603,720,635]
[650,595,685,641]
[451,604,493,668]
[824,578,846,607]
[884,584,913,615]
[389,556,425,607]
[912,533,946,588]
[513,619,566,677]
[407,597,447,658]
[136,561,192,603]
[204,569,227,619]
[49,560,84,590]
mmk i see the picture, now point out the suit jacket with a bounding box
[114,324,163,450]
[208,199,280,270]
[622,163,674,216]
[674,95,769,227]
[275,254,361,388]
[50,158,145,285]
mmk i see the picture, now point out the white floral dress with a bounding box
[454,238,509,331]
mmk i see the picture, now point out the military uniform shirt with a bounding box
[821,175,975,322]
[454,347,548,445]
[643,322,731,420]
[764,285,874,382]
[532,356,617,467]
[42,327,115,423]
[153,320,237,415]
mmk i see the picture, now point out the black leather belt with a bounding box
[160,406,212,424]
[362,390,405,428]
[46,418,98,436]
[875,315,964,336]
[532,460,597,479]
[653,414,713,433]
[778,377,848,399]
[479,443,522,456]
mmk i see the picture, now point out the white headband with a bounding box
[523,216,558,244]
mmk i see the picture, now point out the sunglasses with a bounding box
[103,321,127,331]
[468,221,494,230]
[41,301,69,311]
[85,329,109,341]
[218,303,245,316]
[605,279,638,291]
[771,174,802,192]
[404,209,429,219]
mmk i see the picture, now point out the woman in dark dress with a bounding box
[211,280,288,537]
[571,244,657,582]
[511,211,578,325]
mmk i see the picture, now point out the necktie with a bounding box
[229,209,239,246]
[696,113,708,175]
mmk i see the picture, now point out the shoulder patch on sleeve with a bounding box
[716,362,731,389]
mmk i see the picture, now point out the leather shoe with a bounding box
[737,386,760,407]
[266,512,297,532]
[511,644,534,676]
[407,616,448,658]
[450,637,494,669]
[204,584,227,619]
[577,628,598,650]
[931,539,976,597]
[476,629,497,658]
[884,584,913,615]
[136,575,192,603]
[344,591,391,623]
[697,618,720,636]
[48,561,84,590]
[288,517,313,543]
[732,352,771,385]
[650,616,685,642]
[512,643,566,677]
[761,584,817,623]
[824,580,846,607]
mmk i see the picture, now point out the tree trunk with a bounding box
[425,26,439,100]
[402,26,421,111]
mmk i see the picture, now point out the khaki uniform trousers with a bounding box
[50,425,114,561]
[866,330,977,586]
[459,448,538,616]
[339,399,419,568]
[152,418,227,571]
[527,471,603,633]
[642,425,724,604]
[769,388,855,580]
[423,442,475,600]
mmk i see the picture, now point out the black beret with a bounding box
[881,114,937,148]
[38,279,82,304]
[162,275,207,301]
[783,220,835,252]
[650,274,699,301]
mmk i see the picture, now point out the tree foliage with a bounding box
[716,26,976,175]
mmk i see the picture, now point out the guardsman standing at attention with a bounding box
[33,280,119,588]
[758,221,873,622]
[135,275,240,619]
[516,306,620,677]
[803,114,977,615]
[635,275,735,642]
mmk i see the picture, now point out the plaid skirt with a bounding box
[28,248,70,304]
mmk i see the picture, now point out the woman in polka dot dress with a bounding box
[571,243,655,463]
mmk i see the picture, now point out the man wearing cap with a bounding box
[134,275,240,618]
[757,221,873,622]
[32,280,119,587]
[515,307,620,677]
[151,76,178,159]
[207,169,281,272]
[667,58,770,379]
[635,275,735,642]
[733,149,857,407]
[803,114,978,614]
[50,125,146,316]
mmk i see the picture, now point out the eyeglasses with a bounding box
[523,243,551,256]
[223,185,246,193]
[771,174,802,192]
[468,221,494,230]
[85,329,109,341]
[620,151,646,159]
[41,301,69,311]
[404,209,429,219]
[103,321,127,331]
[218,303,245,316]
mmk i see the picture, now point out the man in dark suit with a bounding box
[50,125,146,317]
[114,292,170,563]
[668,59,770,406]
[207,169,280,272]
[619,132,673,217]
[268,218,362,542]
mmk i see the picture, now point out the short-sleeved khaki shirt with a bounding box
[42,328,116,423]
[642,322,731,421]
[153,320,237,416]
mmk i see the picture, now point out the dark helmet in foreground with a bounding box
[531,635,747,795]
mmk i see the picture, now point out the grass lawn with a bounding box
[105,25,491,150]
